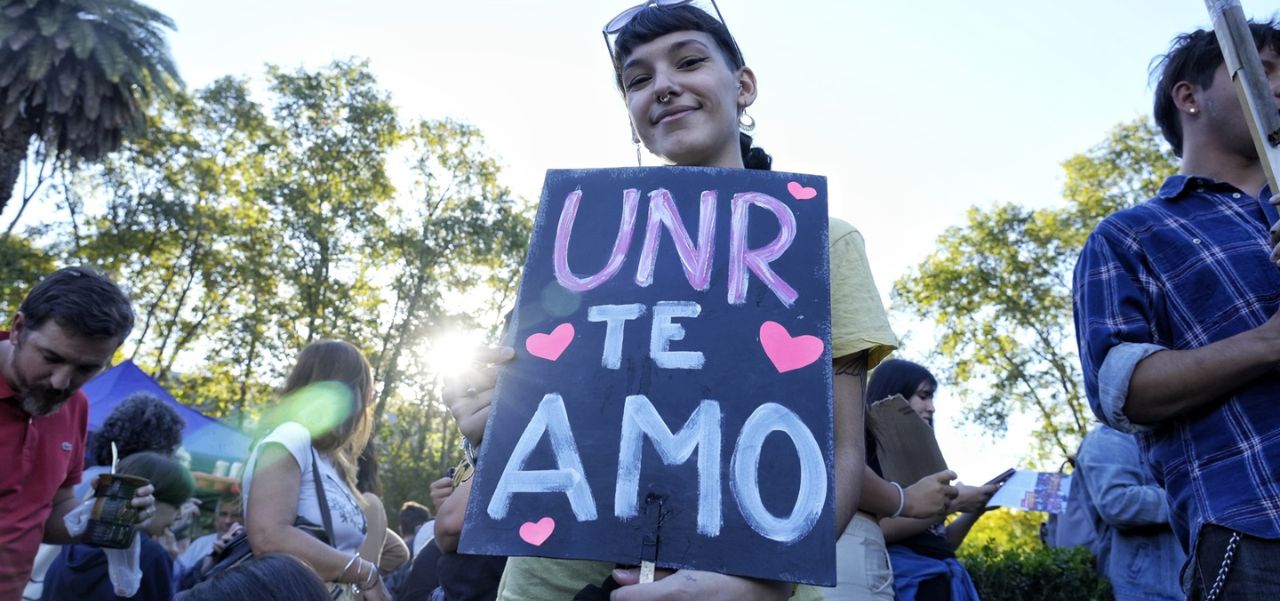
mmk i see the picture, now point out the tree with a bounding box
[893,119,1177,462]
[58,76,287,425]
[17,59,535,516]
[368,119,531,518]
[958,508,1045,553]
[0,0,181,215]
[262,60,399,352]
[368,118,531,430]
[0,232,53,312]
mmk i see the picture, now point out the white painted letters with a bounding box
[650,301,705,369]
[487,394,598,521]
[731,403,825,544]
[587,304,647,369]
[616,396,723,536]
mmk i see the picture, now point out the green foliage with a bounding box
[4,60,531,520]
[368,117,530,522]
[0,0,182,211]
[961,543,1112,601]
[893,118,1177,462]
[960,508,1046,554]
[0,231,53,312]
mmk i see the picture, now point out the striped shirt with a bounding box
[1073,174,1280,550]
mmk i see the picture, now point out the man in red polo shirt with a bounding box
[0,267,155,601]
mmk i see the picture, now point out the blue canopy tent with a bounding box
[83,360,252,474]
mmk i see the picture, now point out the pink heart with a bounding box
[759,321,824,373]
[786,181,818,200]
[518,517,555,546]
[526,323,574,361]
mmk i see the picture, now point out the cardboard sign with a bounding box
[867,395,947,486]
[459,167,836,585]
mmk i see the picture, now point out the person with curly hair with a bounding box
[74,392,186,500]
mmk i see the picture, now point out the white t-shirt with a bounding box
[173,532,216,579]
[242,422,367,553]
[412,520,436,558]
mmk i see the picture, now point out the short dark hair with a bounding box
[177,554,330,601]
[1152,19,1280,157]
[609,4,772,170]
[399,501,432,536]
[612,5,745,85]
[19,266,134,341]
[91,392,186,466]
[866,359,937,407]
[115,451,195,507]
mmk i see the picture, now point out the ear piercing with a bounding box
[1189,107,1199,114]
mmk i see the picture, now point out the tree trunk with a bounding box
[0,122,35,216]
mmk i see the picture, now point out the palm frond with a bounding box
[0,0,182,162]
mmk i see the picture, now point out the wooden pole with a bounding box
[1205,0,1280,194]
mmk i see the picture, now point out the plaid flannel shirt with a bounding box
[1073,175,1280,550]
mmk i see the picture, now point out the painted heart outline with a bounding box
[759,321,824,373]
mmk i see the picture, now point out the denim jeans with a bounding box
[1189,525,1280,600]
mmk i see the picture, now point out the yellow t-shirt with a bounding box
[495,557,827,600]
[828,218,897,368]
[493,218,897,600]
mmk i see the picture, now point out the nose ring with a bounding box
[657,93,670,104]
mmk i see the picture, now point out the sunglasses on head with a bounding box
[602,0,739,69]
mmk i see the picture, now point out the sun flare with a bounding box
[420,330,485,378]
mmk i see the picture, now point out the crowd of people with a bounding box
[1,1,1279,600]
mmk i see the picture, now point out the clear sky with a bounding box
[123,0,1280,479]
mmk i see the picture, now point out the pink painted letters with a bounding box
[728,192,799,307]
[635,189,716,291]
[553,187,798,306]
[554,189,640,292]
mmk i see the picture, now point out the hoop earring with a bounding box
[739,110,756,131]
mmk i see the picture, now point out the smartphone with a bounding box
[984,468,1016,486]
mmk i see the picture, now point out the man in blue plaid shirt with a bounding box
[1073,21,1280,599]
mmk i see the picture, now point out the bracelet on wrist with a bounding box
[340,553,359,580]
[890,482,906,519]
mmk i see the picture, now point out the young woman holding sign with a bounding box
[445,2,902,600]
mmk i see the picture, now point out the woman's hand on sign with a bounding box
[610,567,791,601]
[902,470,959,519]
[441,346,514,445]
[950,482,1000,514]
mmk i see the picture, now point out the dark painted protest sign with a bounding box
[460,167,835,585]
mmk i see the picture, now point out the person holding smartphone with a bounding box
[869,359,1001,601]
